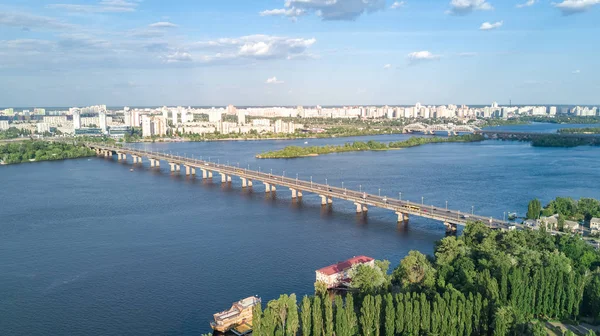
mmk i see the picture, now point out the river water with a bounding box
[1,123,599,335]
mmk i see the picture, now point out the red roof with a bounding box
[316,256,374,276]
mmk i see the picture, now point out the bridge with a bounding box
[403,123,482,135]
[84,142,513,234]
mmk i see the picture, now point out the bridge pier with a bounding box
[191,168,196,175]
[149,158,157,167]
[201,169,208,179]
[247,179,253,187]
[132,155,141,163]
[264,182,271,193]
[169,162,178,172]
[241,177,250,188]
[289,188,303,199]
[184,165,191,176]
[354,203,368,213]
[319,195,333,205]
[396,212,409,223]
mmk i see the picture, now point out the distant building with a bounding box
[208,109,222,123]
[37,123,52,134]
[0,120,9,130]
[142,116,167,137]
[109,126,131,138]
[564,220,580,233]
[539,215,558,231]
[99,110,107,132]
[315,255,375,289]
[72,109,81,130]
[591,218,600,233]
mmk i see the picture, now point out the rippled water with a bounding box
[1,123,599,335]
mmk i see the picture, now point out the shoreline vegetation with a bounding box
[0,141,95,165]
[245,220,600,336]
[256,134,485,159]
[530,135,600,148]
[558,127,600,135]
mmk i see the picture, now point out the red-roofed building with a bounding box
[315,256,375,288]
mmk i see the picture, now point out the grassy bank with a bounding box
[0,141,95,165]
[530,135,600,148]
[256,134,485,159]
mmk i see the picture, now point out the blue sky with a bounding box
[1,0,599,107]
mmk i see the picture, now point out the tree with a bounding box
[527,199,542,220]
[392,251,436,290]
[315,281,328,297]
[253,302,263,336]
[384,294,395,336]
[359,295,377,336]
[301,296,311,336]
[324,296,333,336]
[346,294,358,336]
[312,296,323,336]
[349,260,390,295]
[493,306,514,336]
[335,295,349,336]
[287,294,299,336]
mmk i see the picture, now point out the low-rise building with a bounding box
[591,218,600,233]
[564,220,580,233]
[0,120,9,130]
[315,255,374,289]
[539,215,558,230]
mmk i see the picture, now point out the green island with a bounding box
[0,141,95,165]
[529,135,600,148]
[256,134,485,159]
[240,220,600,336]
[559,128,600,135]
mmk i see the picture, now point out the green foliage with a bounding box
[257,134,485,159]
[0,140,95,164]
[530,134,600,147]
[558,127,600,134]
[312,296,323,336]
[314,281,328,297]
[0,127,32,139]
[392,251,436,291]
[527,198,542,219]
[348,260,391,294]
[324,296,333,336]
[301,296,311,336]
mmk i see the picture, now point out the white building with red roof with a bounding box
[315,256,375,288]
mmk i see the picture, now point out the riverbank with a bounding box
[558,127,600,135]
[256,134,485,159]
[0,141,95,165]
[530,134,600,148]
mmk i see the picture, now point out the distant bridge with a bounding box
[83,142,515,234]
[403,123,482,135]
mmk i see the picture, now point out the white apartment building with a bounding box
[0,120,9,130]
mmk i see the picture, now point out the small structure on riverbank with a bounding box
[316,256,374,289]
[210,296,261,334]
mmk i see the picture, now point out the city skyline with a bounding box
[1,0,599,106]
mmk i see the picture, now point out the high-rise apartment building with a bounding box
[99,110,107,132]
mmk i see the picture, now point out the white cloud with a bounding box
[553,0,600,15]
[149,22,177,28]
[48,0,140,13]
[516,0,536,8]
[447,0,493,15]
[164,51,193,63]
[190,35,317,61]
[266,77,284,84]
[572,69,581,74]
[0,11,75,30]
[458,52,478,57]
[390,1,407,9]
[383,64,392,69]
[479,20,503,30]
[261,0,386,21]
[407,51,440,63]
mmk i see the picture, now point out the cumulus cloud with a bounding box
[266,77,284,84]
[553,0,600,15]
[479,20,503,30]
[447,0,493,15]
[48,0,140,13]
[164,51,193,63]
[383,64,392,69]
[407,51,440,63]
[390,1,407,9]
[516,0,536,8]
[261,0,386,21]
[149,22,177,28]
[0,11,74,30]
[190,35,316,61]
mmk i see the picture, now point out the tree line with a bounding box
[257,135,485,159]
[527,197,600,222]
[247,222,600,335]
[0,141,95,164]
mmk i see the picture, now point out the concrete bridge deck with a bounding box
[87,142,515,233]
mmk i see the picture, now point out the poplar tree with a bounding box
[346,294,358,336]
[312,296,323,336]
[301,296,311,336]
[287,294,299,336]
[384,293,395,336]
[253,302,263,336]
[374,295,382,336]
[324,296,333,336]
[359,295,376,336]
[335,296,348,336]
[395,293,405,334]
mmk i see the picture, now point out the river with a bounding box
[1,123,599,335]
